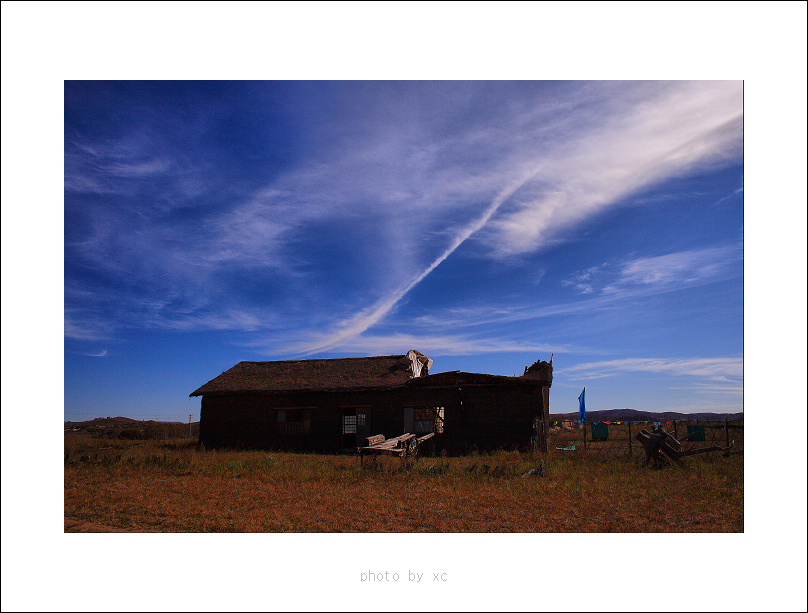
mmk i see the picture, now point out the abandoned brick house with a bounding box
[189,350,553,454]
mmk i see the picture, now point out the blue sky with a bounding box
[64,80,745,421]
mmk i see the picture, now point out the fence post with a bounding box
[725,418,730,448]
[673,420,678,439]
[628,421,632,454]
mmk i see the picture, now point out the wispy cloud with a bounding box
[282,239,743,356]
[483,81,742,255]
[412,305,543,330]
[405,243,741,335]
[562,266,601,294]
[603,245,742,294]
[292,173,538,354]
[670,383,744,396]
[292,82,742,351]
[559,358,743,412]
[64,81,743,354]
[76,349,108,357]
[98,158,172,177]
[713,185,744,207]
[64,313,116,342]
[66,137,168,192]
[65,134,201,206]
[150,309,265,332]
[561,357,743,382]
[201,193,298,270]
[559,244,742,298]
[277,331,572,359]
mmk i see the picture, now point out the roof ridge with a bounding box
[238,354,409,365]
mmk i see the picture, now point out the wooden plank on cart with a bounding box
[358,432,424,458]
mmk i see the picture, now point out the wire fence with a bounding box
[547,418,744,457]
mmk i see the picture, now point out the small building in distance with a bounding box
[189,350,553,454]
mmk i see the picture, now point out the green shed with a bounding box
[590,421,609,441]
[686,424,706,442]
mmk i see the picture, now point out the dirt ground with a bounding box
[64,517,155,533]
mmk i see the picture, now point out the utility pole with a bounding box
[189,413,192,440]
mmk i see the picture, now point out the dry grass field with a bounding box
[64,437,743,533]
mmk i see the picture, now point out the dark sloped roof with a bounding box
[190,352,430,396]
[405,367,552,389]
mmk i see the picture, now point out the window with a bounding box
[413,407,444,434]
[277,409,312,435]
[343,413,356,434]
[342,409,367,434]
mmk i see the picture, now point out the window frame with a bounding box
[276,408,313,436]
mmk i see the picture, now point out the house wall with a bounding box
[199,382,549,453]
[434,384,547,453]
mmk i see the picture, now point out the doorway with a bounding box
[342,407,370,448]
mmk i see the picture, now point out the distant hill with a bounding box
[65,416,198,439]
[64,416,141,428]
[550,408,743,422]
[65,416,187,428]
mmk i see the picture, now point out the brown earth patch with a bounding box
[64,517,157,533]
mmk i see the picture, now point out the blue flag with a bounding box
[578,387,586,423]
